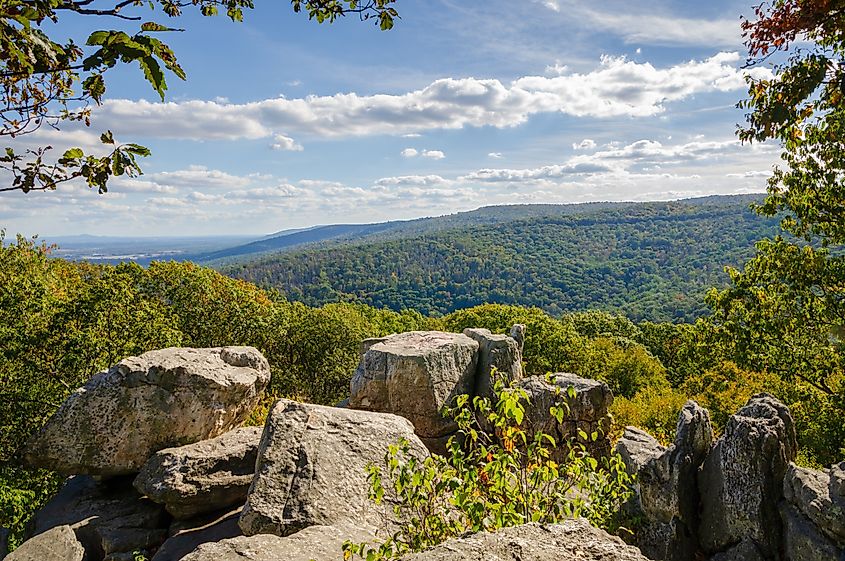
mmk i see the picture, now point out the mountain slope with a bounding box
[222,196,782,322]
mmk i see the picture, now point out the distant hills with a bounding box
[219,195,784,323]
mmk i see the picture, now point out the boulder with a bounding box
[152,508,242,561]
[783,462,845,547]
[239,399,428,537]
[25,347,270,476]
[708,538,765,561]
[181,520,376,561]
[399,519,649,561]
[6,526,84,561]
[349,331,479,439]
[698,393,797,559]
[616,401,713,561]
[32,475,169,561]
[134,426,262,519]
[515,373,613,459]
[780,504,843,561]
[462,327,522,401]
[509,323,526,355]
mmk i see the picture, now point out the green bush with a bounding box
[578,337,669,399]
[343,377,634,559]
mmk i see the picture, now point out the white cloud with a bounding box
[573,139,597,150]
[421,150,445,160]
[79,53,768,143]
[270,134,304,151]
[488,152,504,159]
[401,148,418,158]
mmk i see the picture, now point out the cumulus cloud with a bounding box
[488,152,504,159]
[573,139,597,150]
[421,150,445,160]
[79,53,768,144]
[401,148,418,158]
[270,134,304,151]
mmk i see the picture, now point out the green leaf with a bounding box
[138,56,166,100]
[100,131,115,144]
[62,148,83,159]
[86,31,110,46]
[140,22,176,32]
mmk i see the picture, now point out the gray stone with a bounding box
[708,538,765,561]
[617,402,712,561]
[25,347,270,476]
[516,373,613,459]
[781,503,843,561]
[399,519,649,561]
[509,323,526,355]
[6,526,84,561]
[783,462,845,546]
[152,508,242,561]
[181,520,376,561]
[698,393,797,559]
[134,426,262,519]
[33,475,169,561]
[349,331,479,438]
[462,328,522,401]
[239,399,428,537]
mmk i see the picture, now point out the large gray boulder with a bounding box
[616,401,713,561]
[6,526,84,561]
[25,347,270,476]
[399,519,649,561]
[181,520,376,561]
[698,393,797,559]
[32,475,169,561]
[349,331,479,439]
[780,503,843,561]
[515,373,613,459]
[782,462,845,551]
[134,426,262,520]
[462,327,522,401]
[239,399,428,537]
[151,508,243,561]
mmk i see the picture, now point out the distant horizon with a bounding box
[28,191,767,240]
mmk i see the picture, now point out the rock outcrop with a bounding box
[5,526,84,561]
[462,327,522,401]
[32,475,169,561]
[780,462,845,560]
[25,347,270,476]
[516,373,613,459]
[617,401,713,561]
[399,519,649,561]
[181,521,376,561]
[697,393,797,559]
[134,426,262,520]
[239,399,428,537]
[349,331,479,440]
[151,508,242,561]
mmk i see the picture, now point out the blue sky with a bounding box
[2,0,782,236]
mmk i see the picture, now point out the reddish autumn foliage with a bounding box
[742,0,845,58]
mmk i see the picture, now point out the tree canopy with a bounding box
[0,0,399,194]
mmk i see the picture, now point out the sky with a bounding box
[1,0,783,237]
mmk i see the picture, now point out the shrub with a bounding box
[343,376,634,559]
[610,387,689,445]
[579,337,669,399]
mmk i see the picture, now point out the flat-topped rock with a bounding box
[463,327,523,401]
[134,426,263,519]
[399,519,649,561]
[783,462,845,547]
[239,399,428,537]
[349,331,479,438]
[6,526,84,561]
[25,347,270,476]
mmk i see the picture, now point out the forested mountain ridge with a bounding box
[224,196,783,322]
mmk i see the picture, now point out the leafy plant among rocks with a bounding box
[343,374,634,560]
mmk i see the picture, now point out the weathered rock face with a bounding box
[6,526,84,561]
[239,399,428,537]
[781,461,845,560]
[618,402,713,561]
[349,331,479,439]
[462,327,522,401]
[25,347,270,476]
[181,521,376,561]
[134,426,263,520]
[516,373,613,459]
[698,393,797,559]
[151,508,242,561]
[32,475,169,561]
[399,519,650,561]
